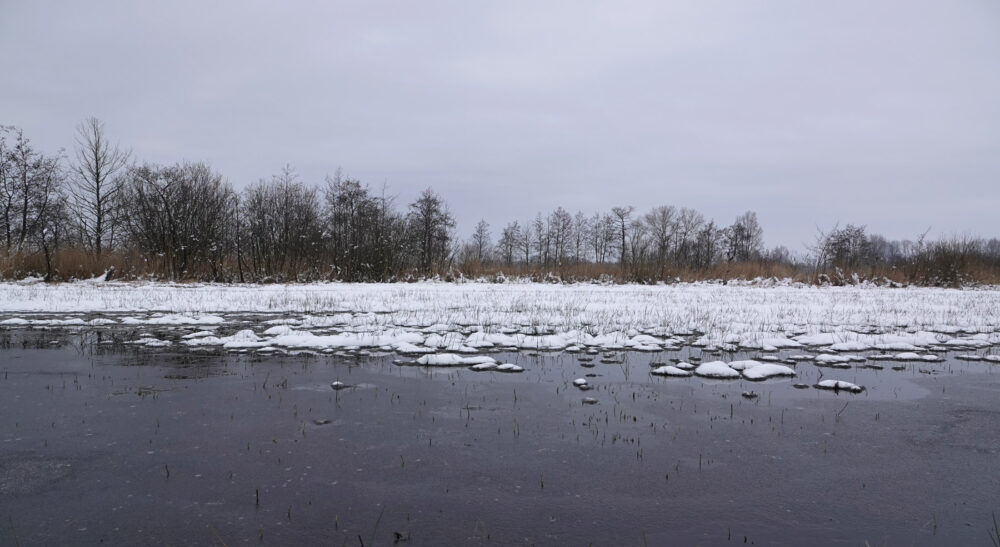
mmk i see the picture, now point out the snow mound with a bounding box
[815,380,864,393]
[263,325,296,336]
[893,352,940,361]
[0,318,29,325]
[182,330,217,339]
[694,361,740,379]
[88,318,117,326]
[415,354,495,367]
[742,363,796,381]
[123,313,225,325]
[651,365,693,377]
[727,360,762,371]
[814,354,852,367]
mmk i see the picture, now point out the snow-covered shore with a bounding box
[1,281,998,357]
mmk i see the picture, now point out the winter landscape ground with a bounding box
[2,280,1000,545]
[2,279,999,351]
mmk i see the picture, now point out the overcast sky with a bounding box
[3,1,998,251]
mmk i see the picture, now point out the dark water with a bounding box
[1,329,999,546]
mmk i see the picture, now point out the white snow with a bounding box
[651,365,693,377]
[122,313,224,325]
[130,337,172,347]
[469,361,523,372]
[828,341,869,352]
[415,354,496,367]
[893,352,941,361]
[1,318,29,325]
[726,360,762,371]
[88,318,117,326]
[814,354,852,366]
[815,380,864,393]
[741,363,796,380]
[1,281,998,359]
[182,330,217,339]
[694,361,741,379]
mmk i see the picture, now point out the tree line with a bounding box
[462,207,767,275]
[2,120,998,286]
[1,121,455,282]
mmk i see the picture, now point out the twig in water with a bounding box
[836,401,849,417]
[9,516,21,547]
[369,505,386,547]
[989,512,1000,547]
[207,523,229,547]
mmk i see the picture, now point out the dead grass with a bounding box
[2,249,999,286]
[456,261,811,284]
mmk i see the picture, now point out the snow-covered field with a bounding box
[2,281,999,358]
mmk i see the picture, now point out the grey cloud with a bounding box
[2,0,998,250]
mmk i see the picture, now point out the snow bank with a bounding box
[1,282,998,359]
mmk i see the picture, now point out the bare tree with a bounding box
[548,207,573,265]
[589,212,616,264]
[610,206,634,270]
[628,218,649,275]
[37,193,71,281]
[674,207,705,266]
[532,213,548,265]
[818,224,874,271]
[724,210,764,262]
[1,127,63,253]
[0,127,15,252]
[407,188,455,272]
[120,162,235,280]
[497,221,521,265]
[322,172,407,280]
[69,117,130,257]
[572,211,589,264]
[242,165,323,279]
[693,221,723,269]
[471,219,492,263]
[644,205,676,277]
[517,220,532,265]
